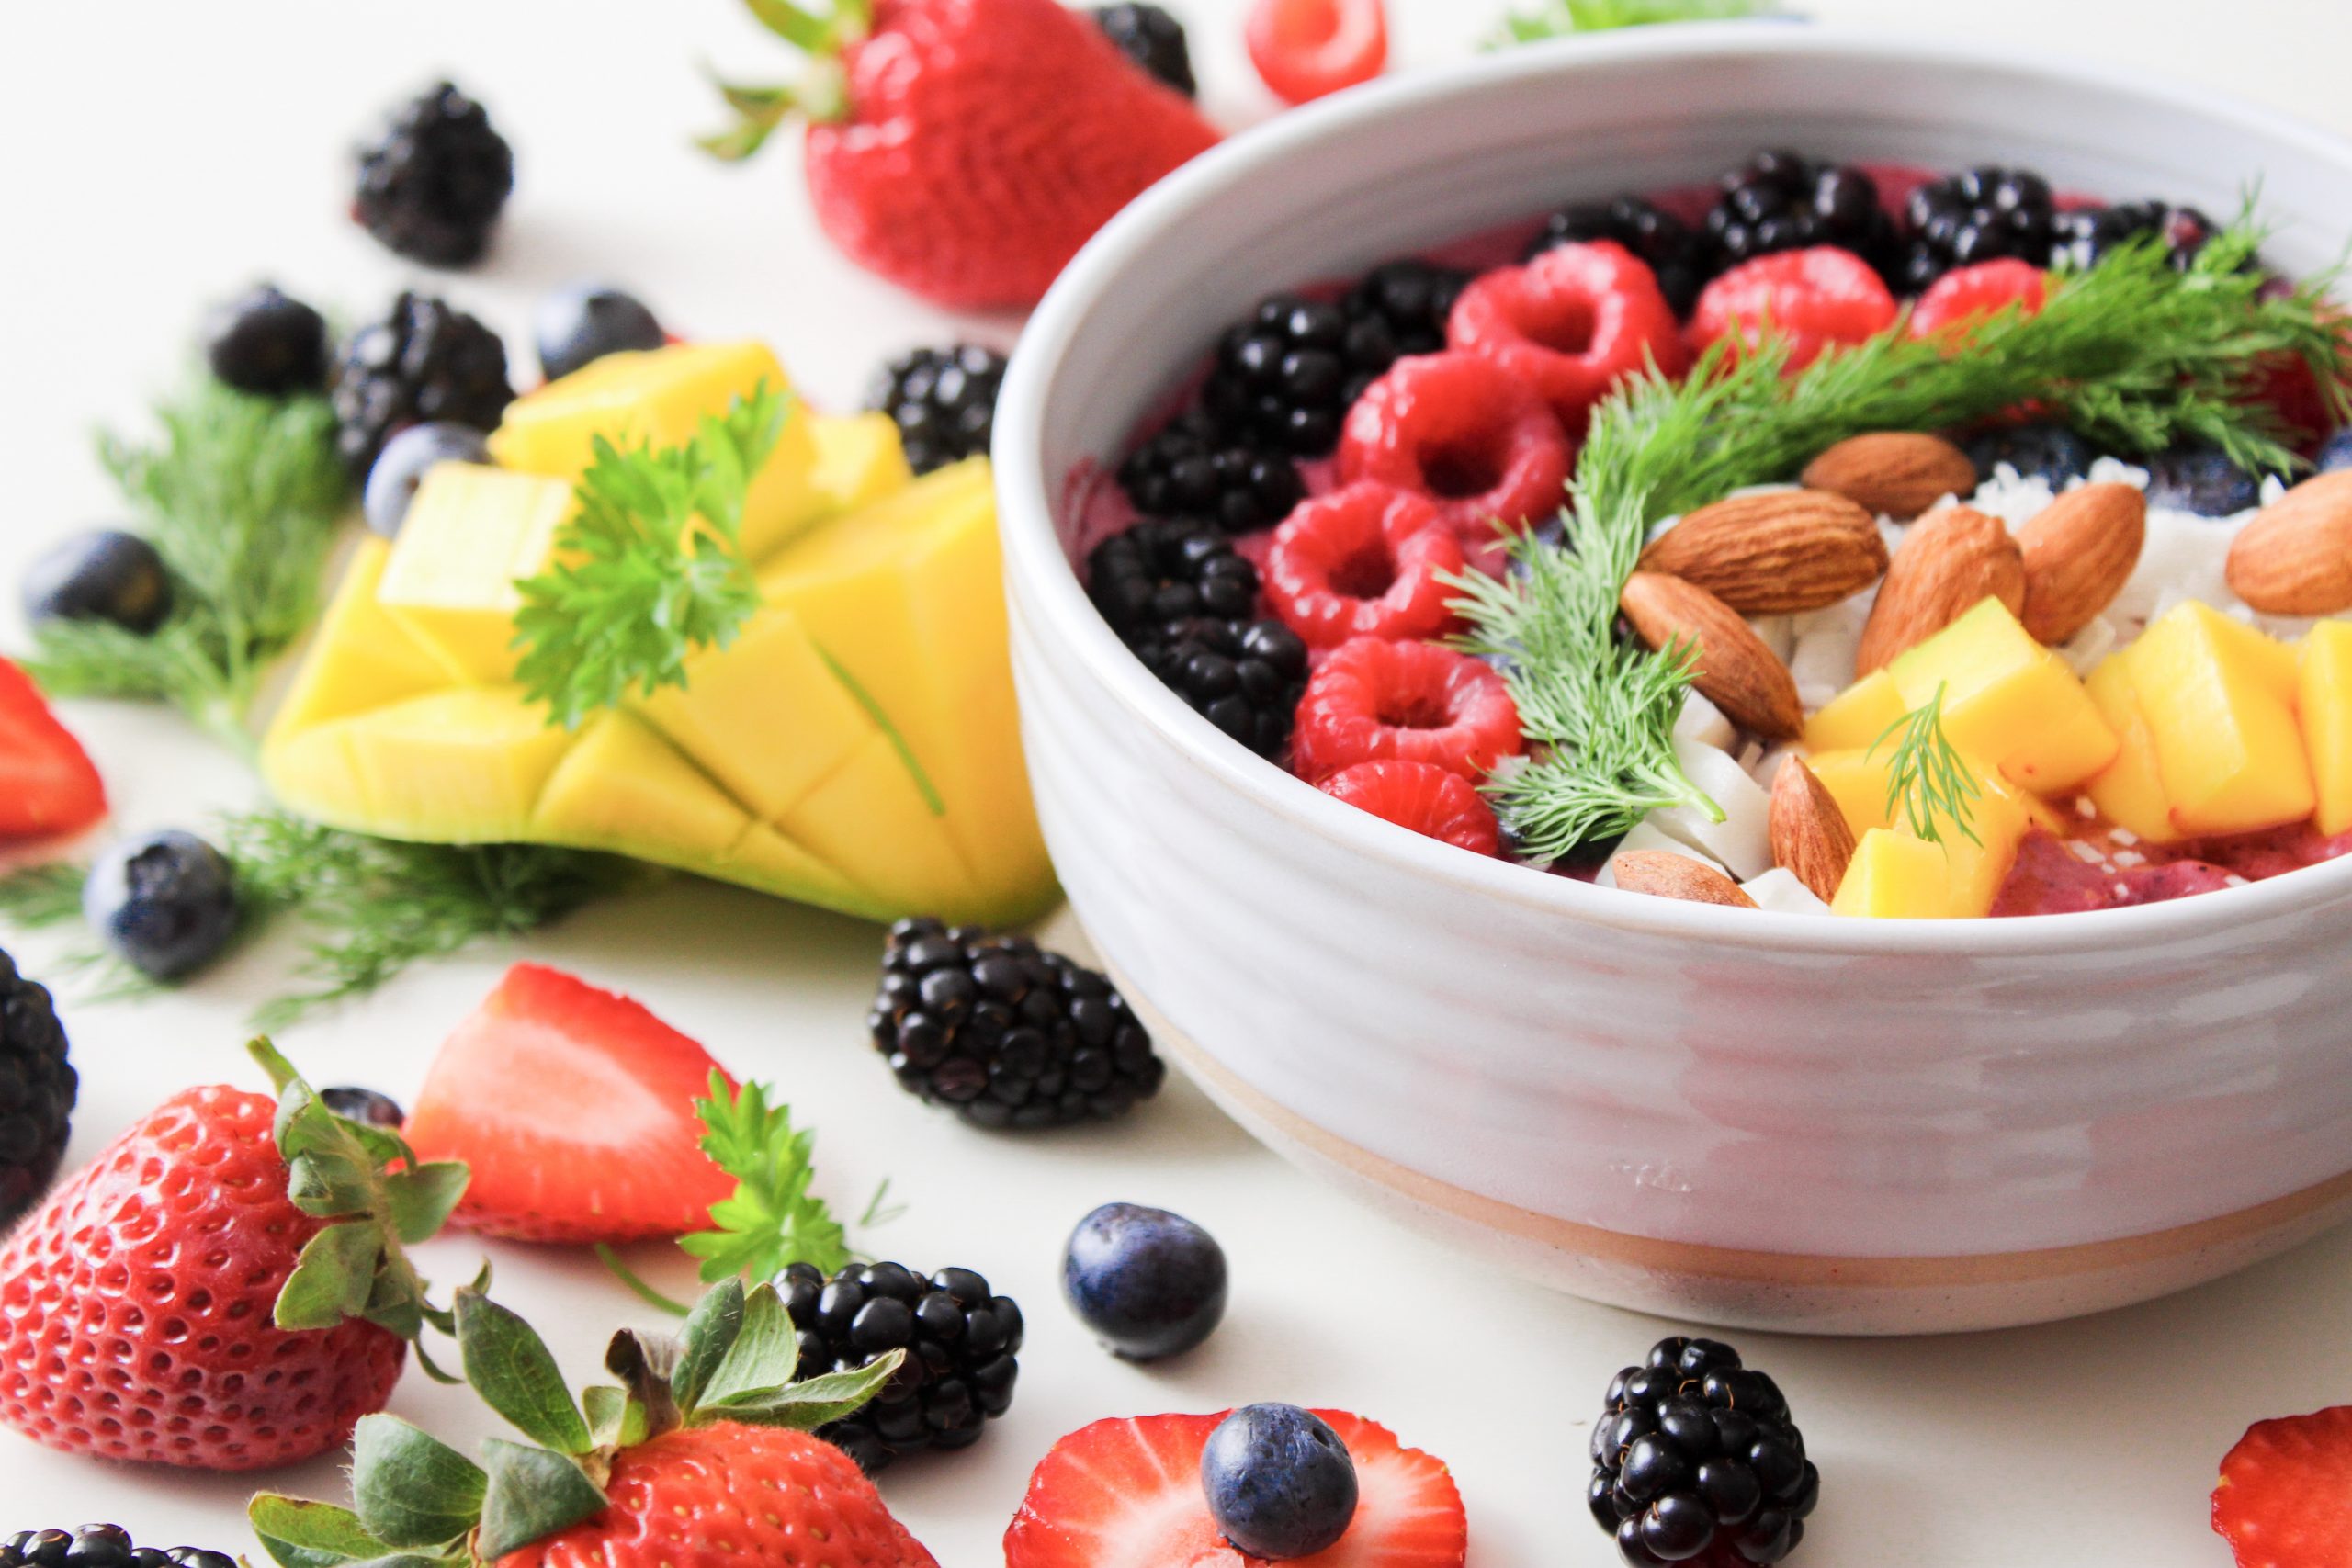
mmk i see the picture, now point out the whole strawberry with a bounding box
[706,0,1218,310]
[252,1278,935,1568]
[0,1042,467,1472]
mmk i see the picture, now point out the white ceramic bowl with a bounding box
[994,28,2352,1334]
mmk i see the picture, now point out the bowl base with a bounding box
[1120,968,2352,1336]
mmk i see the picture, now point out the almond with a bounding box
[1637,491,1889,614]
[1800,432,1979,521]
[1854,505,2027,674]
[1620,571,1804,739]
[1611,850,1759,908]
[2226,470,2352,615]
[1769,756,1858,904]
[2018,482,2146,644]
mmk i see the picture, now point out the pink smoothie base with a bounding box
[1057,162,2351,916]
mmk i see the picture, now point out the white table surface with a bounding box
[5,4,2350,1565]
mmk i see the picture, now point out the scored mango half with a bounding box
[262,343,1057,927]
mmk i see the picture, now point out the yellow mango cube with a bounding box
[2127,602,2315,836]
[1805,746,2037,917]
[1804,669,1906,754]
[341,687,576,841]
[2298,621,2352,835]
[375,465,574,683]
[1888,597,2119,796]
[2082,654,2186,845]
[1833,829,1961,919]
[489,341,824,562]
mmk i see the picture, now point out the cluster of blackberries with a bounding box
[781,1260,1021,1472]
[2,1527,232,1568]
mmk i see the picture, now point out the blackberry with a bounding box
[781,1260,1021,1472]
[2049,200,2229,273]
[0,1526,232,1568]
[1133,615,1308,759]
[1092,4,1196,97]
[1340,261,1471,378]
[869,920,1166,1130]
[1703,152,1902,285]
[1963,423,2093,488]
[331,291,514,478]
[1201,294,1374,457]
[866,344,1007,476]
[0,951,74,1231]
[1589,1337,1819,1567]
[353,81,514,267]
[1117,412,1306,536]
[1528,194,1713,315]
[1087,517,1262,641]
[1899,164,2057,293]
[203,284,331,398]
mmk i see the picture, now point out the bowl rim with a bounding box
[994,22,2352,960]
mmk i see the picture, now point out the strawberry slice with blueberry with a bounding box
[402,963,737,1243]
[0,658,106,840]
[1004,1408,1466,1568]
[2213,1404,2352,1568]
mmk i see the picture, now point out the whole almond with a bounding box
[1611,850,1759,908]
[1769,757,1858,904]
[1800,432,1979,520]
[2226,470,2352,615]
[2018,482,2146,644]
[1620,571,1803,739]
[1637,491,1889,614]
[1854,505,2027,674]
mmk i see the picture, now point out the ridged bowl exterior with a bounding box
[994,28,2352,1330]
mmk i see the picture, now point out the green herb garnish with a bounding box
[1491,0,1785,47]
[679,1074,855,1285]
[1870,682,1983,848]
[1460,220,2347,863]
[19,383,347,755]
[514,385,789,729]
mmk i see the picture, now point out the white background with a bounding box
[4,3,2352,1565]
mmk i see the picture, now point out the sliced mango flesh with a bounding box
[1833,828,1961,919]
[1807,746,2034,917]
[1802,667,1905,754]
[2125,602,2314,837]
[261,390,1057,928]
[1887,597,2119,796]
[2302,622,2352,836]
[2082,654,2186,846]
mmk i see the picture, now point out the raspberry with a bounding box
[1337,351,1575,548]
[1687,247,1898,371]
[1317,761,1500,856]
[1908,258,2047,343]
[1292,637,1521,782]
[1448,241,1687,434]
[1262,482,1464,649]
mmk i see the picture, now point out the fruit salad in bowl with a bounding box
[995,27,2352,1331]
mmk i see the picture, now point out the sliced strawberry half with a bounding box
[1003,1410,1466,1568]
[2213,1404,2352,1568]
[403,963,737,1244]
[0,658,106,840]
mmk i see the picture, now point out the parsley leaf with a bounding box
[513,385,789,730]
[678,1075,854,1284]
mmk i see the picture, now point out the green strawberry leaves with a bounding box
[458,1289,594,1455]
[476,1439,610,1560]
[253,1039,472,1361]
[353,1418,489,1549]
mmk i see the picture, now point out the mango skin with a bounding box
[263,401,1057,929]
[2123,602,2314,838]
[1886,597,2119,797]
[2302,621,2352,836]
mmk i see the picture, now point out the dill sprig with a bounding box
[1458,218,2347,863]
[514,385,789,729]
[0,862,85,930]
[1491,0,1784,47]
[1870,684,1983,849]
[19,383,348,755]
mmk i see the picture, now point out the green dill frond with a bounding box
[1869,684,1984,849]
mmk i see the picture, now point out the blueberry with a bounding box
[21,530,173,635]
[321,1087,405,1127]
[83,829,240,980]
[203,283,331,397]
[1201,1404,1358,1560]
[535,283,665,382]
[2317,427,2352,474]
[2143,443,2266,517]
[363,422,491,536]
[1061,1201,1227,1360]
[1962,422,2090,488]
